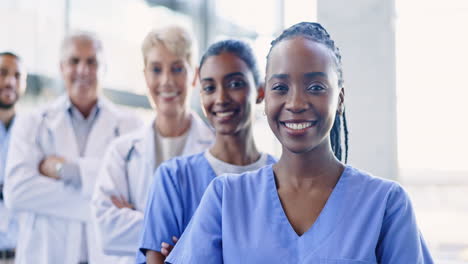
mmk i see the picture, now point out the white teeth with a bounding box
[160,92,178,98]
[217,111,234,118]
[284,122,313,130]
[74,80,90,85]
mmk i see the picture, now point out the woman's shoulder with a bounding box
[156,152,210,181]
[161,152,208,170]
[214,165,274,192]
[344,165,409,203]
[346,165,398,185]
[265,153,278,164]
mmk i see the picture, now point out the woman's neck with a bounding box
[273,142,344,190]
[155,109,191,137]
[209,125,260,166]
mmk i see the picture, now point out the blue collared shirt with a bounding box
[66,99,100,157]
[0,118,18,250]
[60,99,100,187]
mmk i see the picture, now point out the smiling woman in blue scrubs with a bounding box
[138,39,277,264]
[165,22,434,264]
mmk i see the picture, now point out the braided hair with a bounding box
[267,22,349,163]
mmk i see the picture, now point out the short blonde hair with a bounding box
[141,25,196,67]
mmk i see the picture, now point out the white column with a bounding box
[317,0,398,179]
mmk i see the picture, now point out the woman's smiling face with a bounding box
[144,44,192,117]
[199,52,257,136]
[265,36,344,154]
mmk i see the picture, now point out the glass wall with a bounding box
[69,0,193,94]
[0,0,317,155]
[0,0,66,98]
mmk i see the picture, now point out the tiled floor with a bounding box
[405,184,468,263]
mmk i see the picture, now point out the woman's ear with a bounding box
[192,67,199,88]
[256,83,265,104]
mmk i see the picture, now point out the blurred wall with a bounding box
[317,0,398,179]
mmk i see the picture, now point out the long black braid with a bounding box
[267,22,349,163]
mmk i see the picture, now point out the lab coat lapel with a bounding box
[129,123,156,208]
[134,122,157,177]
[84,99,119,156]
[47,103,80,159]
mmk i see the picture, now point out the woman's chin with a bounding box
[157,106,185,118]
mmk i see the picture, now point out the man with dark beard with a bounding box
[0,51,26,264]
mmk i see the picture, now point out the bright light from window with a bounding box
[396,0,468,171]
[284,0,317,27]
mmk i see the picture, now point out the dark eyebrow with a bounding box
[304,72,327,79]
[200,77,214,82]
[268,73,288,82]
[201,72,245,83]
[268,72,328,82]
[223,72,245,80]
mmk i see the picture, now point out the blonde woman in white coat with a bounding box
[91,25,214,263]
[4,31,141,264]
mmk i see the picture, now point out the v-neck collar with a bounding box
[201,152,218,179]
[0,116,14,142]
[268,165,351,244]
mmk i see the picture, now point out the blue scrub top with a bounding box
[0,119,18,249]
[166,165,434,264]
[137,152,276,263]
[0,120,12,185]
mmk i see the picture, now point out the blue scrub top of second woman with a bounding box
[137,151,277,263]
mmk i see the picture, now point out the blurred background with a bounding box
[1,0,467,263]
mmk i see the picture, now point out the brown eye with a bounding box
[271,84,288,93]
[202,85,215,93]
[307,84,325,92]
[87,58,97,65]
[227,79,246,89]
[70,58,79,65]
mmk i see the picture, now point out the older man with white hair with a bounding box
[3,31,141,264]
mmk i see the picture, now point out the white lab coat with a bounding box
[4,95,141,264]
[92,112,214,263]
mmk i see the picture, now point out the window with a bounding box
[396,0,468,181]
